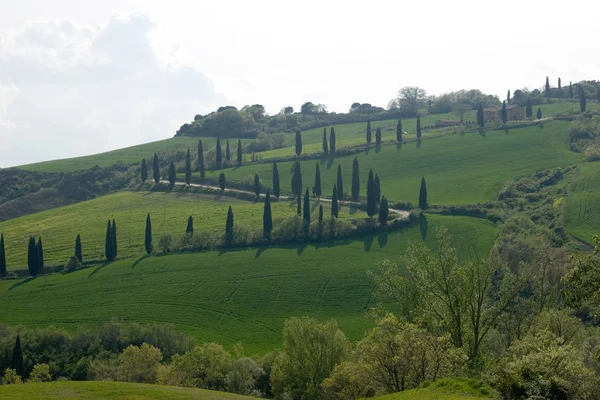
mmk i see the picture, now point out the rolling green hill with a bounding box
[565,161,600,243]
[0,214,496,354]
[372,378,497,400]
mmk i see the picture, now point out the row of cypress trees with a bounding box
[320,127,336,156]
[289,157,361,202]
[27,236,44,276]
[367,118,405,146]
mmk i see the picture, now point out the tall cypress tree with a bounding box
[303,188,310,228]
[216,138,223,169]
[580,88,587,112]
[0,233,6,277]
[74,234,82,264]
[537,108,542,119]
[186,216,194,236]
[225,206,234,244]
[237,139,243,166]
[329,127,336,154]
[507,90,511,104]
[396,119,403,142]
[314,162,322,197]
[37,237,44,273]
[145,214,152,255]
[12,335,24,379]
[263,191,273,239]
[331,185,339,218]
[105,220,113,261]
[198,140,205,181]
[351,157,360,202]
[378,196,389,226]
[295,130,302,156]
[27,236,37,276]
[218,173,226,192]
[526,98,533,118]
[273,161,280,199]
[322,127,329,156]
[254,173,261,197]
[168,161,176,186]
[225,140,231,162]
[367,170,376,217]
[419,177,428,209]
[558,77,562,96]
[318,204,324,223]
[336,165,343,200]
[477,104,484,128]
[569,81,574,99]
[501,101,508,124]
[375,127,382,146]
[291,161,302,196]
[374,174,381,204]
[141,158,148,181]
[545,76,550,97]
[185,149,192,185]
[366,119,372,144]
[112,219,117,259]
[416,116,422,140]
[153,153,160,184]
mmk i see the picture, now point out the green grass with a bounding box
[0,189,365,270]
[0,215,496,354]
[0,381,254,400]
[565,161,600,243]
[207,121,581,205]
[371,378,497,400]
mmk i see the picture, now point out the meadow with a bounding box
[0,214,497,354]
[373,378,497,400]
[565,161,600,243]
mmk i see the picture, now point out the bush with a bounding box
[584,144,600,161]
[117,343,162,384]
[28,363,52,382]
[169,343,232,390]
[158,234,175,253]
[1,368,22,384]
[87,358,118,381]
[225,357,265,395]
[64,256,81,272]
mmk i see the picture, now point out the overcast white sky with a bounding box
[0,0,598,167]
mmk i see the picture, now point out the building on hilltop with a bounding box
[483,105,524,122]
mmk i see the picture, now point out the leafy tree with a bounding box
[395,86,427,112]
[218,173,226,192]
[351,157,360,202]
[477,104,484,128]
[74,234,82,263]
[295,130,302,156]
[216,138,222,169]
[152,153,160,184]
[303,188,310,230]
[378,196,389,225]
[185,149,192,185]
[313,162,322,197]
[37,237,44,273]
[117,343,162,384]
[198,140,205,181]
[396,118,403,142]
[416,116,422,140]
[254,173,260,197]
[375,127,382,146]
[225,206,234,244]
[225,140,231,162]
[11,335,24,379]
[419,177,428,209]
[167,342,232,390]
[0,233,6,277]
[537,108,542,119]
[501,100,508,124]
[225,357,265,395]
[27,236,37,276]
[29,363,52,383]
[526,98,533,118]
[545,76,550,97]
[186,216,194,236]
[272,161,280,199]
[329,127,336,154]
[336,164,343,200]
[322,128,329,156]
[105,221,113,261]
[263,191,273,239]
[237,140,243,166]
[366,170,376,217]
[580,88,587,112]
[112,219,117,259]
[374,174,381,204]
[145,214,152,255]
[569,81,574,98]
[291,162,302,196]
[366,119,372,144]
[563,235,600,310]
[141,159,148,181]
[332,185,339,218]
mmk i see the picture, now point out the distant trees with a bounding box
[273,161,280,199]
[254,174,260,197]
[558,77,562,96]
[537,108,542,119]
[12,335,24,380]
[366,120,372,144]
[237,140,243,166]
[0,233,6,277]
[322,128,329,156]
[153,153,160,184]
[141,159,148,182]
[416,116,422,140]
[501,101,508,124]
[507,90,511,104]
[314,163,322,197]
[419,177,428,209]
[291,162,303,196]
[105,221,114,261]
[185,149,192,185]
[186,216,194,236]
[569,81,574,99]
[336,165,343,200]
[367,170,377,217]
[145,214,152,255]
[216,138,223,169]
[295,130,302,156]
[168,161,176,186]
[198,140,205,181]
[75,234,82,263]
[477,104,484,128]
[378,196,389,225]
[396,119,403,142]
[218,173,226,192]
[395,86,428,112]
[225,140,231,162]
[545,76,550,97]
[351,157,360,202]
[225,206,234,245]
[526,99,533,118]
[329,127,336,155]
[375,127,382,146]
[331,185,339,218]
[263,191,273,239]
[580,89,587,112]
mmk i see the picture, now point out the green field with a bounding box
[0,381,254,400]
[0,189,366,270]
[0,214,496,354]
[565,161,600,243]
[372,378,497,400]
[206,121,581,205]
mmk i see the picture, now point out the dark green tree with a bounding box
[153,153,160,184]
[318,204,323,223]
[263,191,273,239]
[0,233,6,277]
[37,237,44,273]
[545,76,550,97]
[396,119,403,142]
[12,335,24,379]
[322,127,329,156]
[558,77,562,96]
[185,149,192,185]
[225,140,231,162]
[225,206,234,245]
[291,161,302,196]
[580,88,587,112]
[416,116,422,140]
[295,130,302,156]
[216,138,222,169]
[419,177,428,209]
[329,127,336,154]
[313,162,322,197]
[27,236,37,276]
[351,157,360,202]
[186,216,194,236]
[273,161,280,199]
[303,188,311,229]
[168,161,176,186]
[336,165,344,199]
[237,139,243,166]
[501,101,508,124]
[331,185,339,218]
[569,81,574,98]
[507,90,511,104]
[141,158,148,181]
[526,98,533,118]
[105,220,113,261]
[537,108,542,119]
[367,169,376,217]
[378,196,389,226]
[366,119,372,144]
[218,173,226,192]
[375,127,382,146]
[145,214,152,255]
[112,219,117,259]
[198,140,205,181]
[477,104,484,128]
[254,173,261,197]
[374,173,381,204]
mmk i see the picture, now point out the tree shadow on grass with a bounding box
[419,213,428,241]
[88,262,110,279]
[8,277,35,291]
[363,235,375,252]
[131,255,150,268]
[375,145,382,154]
[537,122,545,129]
[396,143,403,151]
[364,146,371,156]
[503,126,510,135]
[478,128,486,137]
[326,157,334,169]
[297,241,308,256]
[417,139,422,148]
[378,231,388,249]
[255,246,268,259]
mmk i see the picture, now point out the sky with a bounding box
[0,0,598,167]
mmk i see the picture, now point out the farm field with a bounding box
[565,161,600,243]
[0,381,255,400]
[0,214,497,354]
[205,121,581,205]
[0,189,366,270]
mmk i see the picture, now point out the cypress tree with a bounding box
[569,81,573,98]
[329,127,336,154]
[396,119,403,142]
[545,76,550,97]
[0,233,6,277]
[374,173,381,204]
[366,119,372,144]
[322,127,329,156]
[37,237,44,273]
[295,130,302,156]
[273,161,280,199]
[219,173,226,192]
[297,195,302,216]
[226,140,231,162]
[537,108,542,119]
[303,188,310,226]
[580,88,587,112]
[141,158,148,181]
[74,233,83,263]
[526,98,533,118]
[254,173,261,197]
[501,101,508,124]
[416,116,422,140]
[558,77,562,96]
[168,161,176,186]
[419,177,428,209]
[318,204,323,223]
[225,206,234,244]
[185,149,192,185]
[507,89,511,104]
[378,196,389,226]
[351,157,360,202]
[263,191,273,239]
[375,127,382,146]
[186,216,194,236]
[216,138,222,169]
[198,140,205,181]
[237,139,243,166]
[336,164,343,200]
[112,220,117,259]
[477,104,484,128]
[331,185,339,218]
[27,236,37,276]
[105,220,113,261]
[12,335,24,379]
[367,170,376,217]
[314,162,322,197]
[153,153,160,184]
[291,161,302,196]
[145,214,152,255]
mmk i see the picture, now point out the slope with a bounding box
[565,161,600,243]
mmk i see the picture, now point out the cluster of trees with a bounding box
[26,236,44,276]
[104,219,118,262]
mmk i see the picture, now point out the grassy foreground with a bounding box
[372,378,497,400]
[0,381,254,400]
[0,214,496,354]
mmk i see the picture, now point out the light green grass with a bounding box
[207,121,581,205]
[0,215,496,354]
[0,190,364,270]
[565,161,600,243]
[0,381,254,400]
[371,378,497,400]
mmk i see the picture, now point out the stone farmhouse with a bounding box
[483,105,524,122]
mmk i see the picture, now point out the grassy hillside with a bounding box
[565,161,600,243]
[372,378,497,400]
[0,381,254,400]
[0,214,496,354]
[0,189,365,270]
[206,121,580,205]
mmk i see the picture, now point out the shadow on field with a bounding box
[131,255,150,268]
[363,235,374,252]
[8,277,35,291]
[364,147,371,156]
[88,262,110,279]
[478,129,486,137]
[378,232,388,249]
[326,157,334,169]
[419,213,428,241]
[396,143,403,151]
[417,139,422,148]
[375,145,382,154]
[503,126,510,135]
[255,246,268,259]
[537,122,545,129]
[297,242,308,256]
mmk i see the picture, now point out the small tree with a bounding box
[225,206,234,244]
[545,76,550,97]
[74,233,82,263]
[477,104,484,128]
[2,368,22,384]
[198,140,206,181]
[219,173,226,192]
[322,127,329,156]
[507,89,511,104]
[141,158,148,181]
[273,161,280,199]
[336,165,343,200]
[12,335,24,379]
[329,127,336,154]
[145,214,152,255]
[537,108,542,120]
[378,196,389,225]
[185,149,192,185]
[375,127,382,146]
[396,119,403,142]
[314,162,322,198]
[29,363,52,383]
[0,233,6,277]
[419,177,428,209]
[105,220,113,261]
[366,170,376,217]
[225,140,231,162]
[117,344,162,384]
[580,88,587,112]
[526,98,533,118]
[152,153,160,184]
[366,119,372,144]
[501,100,508,124]
[112,219,117,259]
[263,191,273,239]
[27,236,38,276]
[237,139,243,166]
[186,216,194,236]
[291,162,302,196]
[295,130,302,156]
[351,157,360,202]
[254,173,260,197]
[168,161,176,186]
[216,138,222,169]
[374,174,381,204]
[416,116,422,140]
[331,185,339,218]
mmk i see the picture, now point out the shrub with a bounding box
[170,343,232,390]
[28,363,52,382]
[584,143,600,161]
[158,234,174,253]
[117,343,162,384]
[64,256,81,272]
[87,358,118,381]
[1,368,22,384]
[225,357,265,395]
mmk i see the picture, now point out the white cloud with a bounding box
[0,13,225,168]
